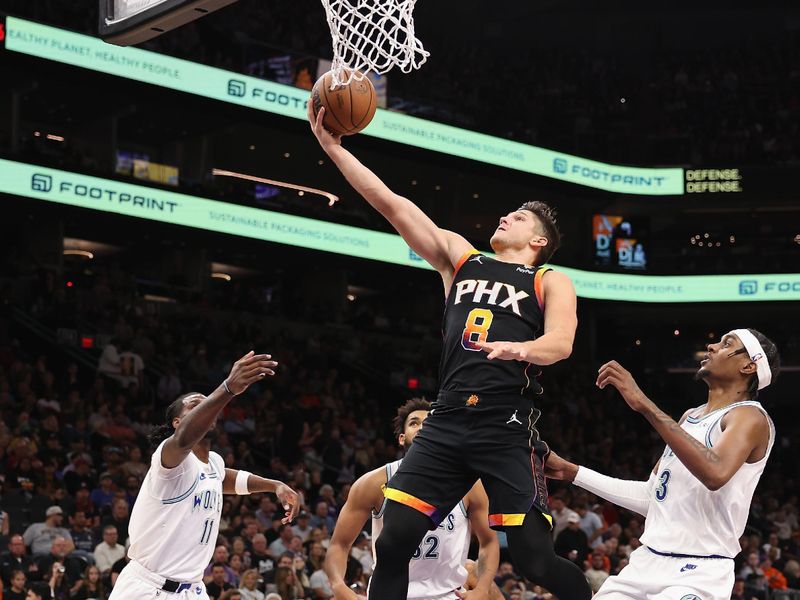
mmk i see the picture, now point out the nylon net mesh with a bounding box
[320,0,429,86]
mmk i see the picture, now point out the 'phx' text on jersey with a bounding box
[439,251,550,396]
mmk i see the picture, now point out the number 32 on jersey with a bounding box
[462,308,494,351]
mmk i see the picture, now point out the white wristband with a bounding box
[573,466,654,517]
[235,470,252,495]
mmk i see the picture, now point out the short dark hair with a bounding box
[28,582,51,599]
[517,201,561,265]
[148,393,197,448]
[743,329,780,400]
[212,562,227,570]
[393,398,431,438]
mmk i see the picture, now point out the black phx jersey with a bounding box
[385,249,555,531]
[440,250,549,395]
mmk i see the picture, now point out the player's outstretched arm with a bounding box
[457,481,500,600]
[545,450,653,517]
[161,351,277,469]
[308,104,471,280]
[222,470,300,523]
[325,468,384,600]
[477,270,577,365]
[597,361,770,491]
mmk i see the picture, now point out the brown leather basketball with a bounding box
[311,70,377,136]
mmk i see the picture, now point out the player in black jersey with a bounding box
[310,107,591,600]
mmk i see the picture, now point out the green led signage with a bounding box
[4,17,684,196]
[2,159,797,302]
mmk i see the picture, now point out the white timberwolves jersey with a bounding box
[372,460,470,598]
[641,401,774,558]
[128,441,225,581]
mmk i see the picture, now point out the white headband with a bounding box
[729,329,771,390]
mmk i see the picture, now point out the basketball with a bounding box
[311,70,377,136]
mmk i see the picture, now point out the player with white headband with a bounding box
[545,328,780,600]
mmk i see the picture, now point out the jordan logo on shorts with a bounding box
[506,410,522,425]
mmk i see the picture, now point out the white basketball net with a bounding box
[320,0,430,87]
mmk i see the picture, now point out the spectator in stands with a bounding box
[238,568,265,600]
[99,498,129,545]
[761,558,788,590]
[4,569,27,600]
[255,497,277,530]
[119,446,147,480]
[309,501,335,533]
[23,507,73,557]
[268,525,294,558]
[93,526,124,574]
[739,551,765,583]
[97,340,121,381]
[70,564,107,600]
[204,546,237,585]
[730,577,757,600]
[584,551,610,593]
[228,553,244,587]
[291,511,312,542]
[207,563,235,600]
[67,510,95,563]
[26,581,52,600]
[550,495,578,539]
[0,535,38,586]
[89,474,115,512]
[275,566,304,599]
[308,550,332,600]
[43,560,71,600]
[63,459,95,497]
[109,552,128,588]
[123,475,141,508]
[554,513,590,566]
[0,508,10,537]
[36,536,84,587]
[250,534,275,586]
[575,502,605,549]
[291,554,310,592]
[784,559,800,589]
[349,532,373,576]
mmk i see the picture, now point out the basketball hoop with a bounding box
[319,0,430,87]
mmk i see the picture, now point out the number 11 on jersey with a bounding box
[462,308,494,351]
[200,519,215,545]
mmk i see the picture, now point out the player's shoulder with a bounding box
[539,268,573,288]
[208,451,226,474]
[721,402,771,428]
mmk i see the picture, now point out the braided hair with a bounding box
[148,393,199,448]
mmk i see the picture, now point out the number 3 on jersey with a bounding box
[655,470,671,502]
[462,308,494,351]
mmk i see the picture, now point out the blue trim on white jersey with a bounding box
[162,476,200,504]
[646,546,733,560]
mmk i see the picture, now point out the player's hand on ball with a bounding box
[225,351,278,395]
[307,101,341,150]
[475,341,527,361]
[596,360,649,412]
[275,482,300,524]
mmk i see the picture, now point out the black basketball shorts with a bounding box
[384,391,552,531]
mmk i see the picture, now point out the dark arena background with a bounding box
[0,1,798,599]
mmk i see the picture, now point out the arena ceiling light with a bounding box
[212,169,340,207]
